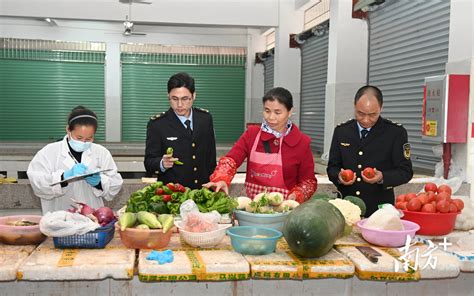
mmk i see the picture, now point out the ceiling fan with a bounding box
[120,0,147,36]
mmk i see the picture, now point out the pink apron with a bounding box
[244,130,289,199]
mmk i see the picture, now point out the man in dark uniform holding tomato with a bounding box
[327,85,413,216]
[144,72,217,189]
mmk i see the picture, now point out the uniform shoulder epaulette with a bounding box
[150,111,166,121]
[337,118,355,127]
[384,118,403,127]
[195,107,209,113]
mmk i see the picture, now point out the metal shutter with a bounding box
[121,54,246,144]
[0,51,105,141]
[300,33,329,155]
[368,0,450,171]
[263,55,274,94]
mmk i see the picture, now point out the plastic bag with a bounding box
[363,204,404,231]
[40,211,100,237]
[179,200,220,233]
[433,144,467,181]
[454,196,474,231]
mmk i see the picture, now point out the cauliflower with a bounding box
[328,199,361,226]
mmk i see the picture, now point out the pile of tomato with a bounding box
[395,183,464,213]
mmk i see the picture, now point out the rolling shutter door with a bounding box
[263,55,274,94]
[0,40,105,141]
[368,0,450,171]
[121,52,246,144]
[300,32,329,155]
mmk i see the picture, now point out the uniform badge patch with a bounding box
[403,143,411,159]
[340,143,350,147]
[166,137,178,141]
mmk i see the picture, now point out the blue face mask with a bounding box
[68,135,92,152]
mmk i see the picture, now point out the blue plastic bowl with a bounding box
[233,210,289,232]
[227,226,282,255]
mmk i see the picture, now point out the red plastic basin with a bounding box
[401,210,459,236]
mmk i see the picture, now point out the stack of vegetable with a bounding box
[125,182,237,216]
[119,211,174,233]
[236,192,300,214]
[68,200,115,227]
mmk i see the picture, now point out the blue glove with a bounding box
[64,163,88,179]
[146,249,174,264]
[84,173,101,186]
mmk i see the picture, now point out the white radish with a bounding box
[236,196,252,210]
[275,200,300,212]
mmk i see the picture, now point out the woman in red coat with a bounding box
[204,87,317,203]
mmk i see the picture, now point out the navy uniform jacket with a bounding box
[327,117,413,216]
[144,107,217,189]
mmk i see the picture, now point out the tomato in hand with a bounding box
[424,182,437,193]
[340,169,355,182]
[362,167,376,179]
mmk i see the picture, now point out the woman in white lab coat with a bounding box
[27,106,123,214]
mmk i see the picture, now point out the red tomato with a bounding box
[362,167,376,179]
[451,199,464,211]
[395,201,404,209]
[407,198,422,212]
[448,203,458,213]
[417,193,430,205]
[436,200,450,213]
[431,200,437,207]
[426,191,436,203]
[405,193,417,201]
[424,182,437,193]
[340,169,355,182]
[396,194,406,203]
[421,203,436,213]
[397,201,408,211]
[436,191,451,202]
[437,184,452,195]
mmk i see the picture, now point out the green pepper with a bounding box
[167,202,181,215]
[166,147,184,165]
[148,202,170,214]
[171,192,181,202]
[196,203,208,213]
[150,195,163,203]
[125,203,136,213]
[162,185,173,195]
[134,201,148,212]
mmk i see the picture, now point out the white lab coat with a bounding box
[27,135,123,214]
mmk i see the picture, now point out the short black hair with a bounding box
[67,106,98,131]
[354,85,383,107]
[167,72,195,94]
[262,87,293,111]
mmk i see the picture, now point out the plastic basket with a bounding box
[175,221,231,248]
[53,220,116,249]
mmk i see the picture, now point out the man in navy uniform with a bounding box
[327,85,413,216]
[144,72,217,189]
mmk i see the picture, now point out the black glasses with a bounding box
[169,96,192,104]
